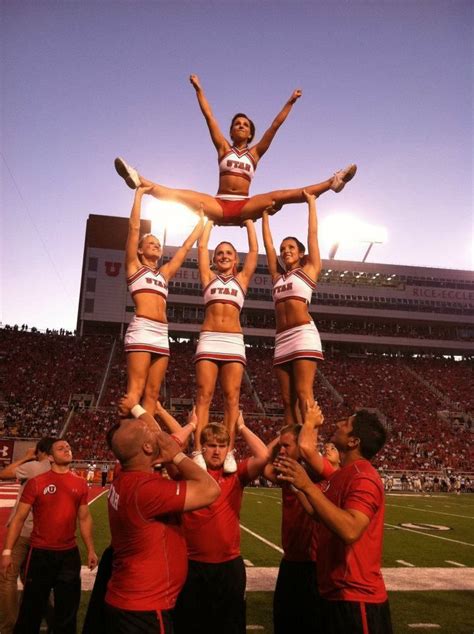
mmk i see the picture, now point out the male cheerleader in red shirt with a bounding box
[264,401,339,634]
[0,437,54,634]
[173,412,269,634]
[104,408,220,634]
[276,409,393,634]
[1,439,97,634]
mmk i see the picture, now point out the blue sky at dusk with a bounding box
[1,0,472,330]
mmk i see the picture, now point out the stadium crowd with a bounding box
[1,330,472,473]
[169,306,470,341]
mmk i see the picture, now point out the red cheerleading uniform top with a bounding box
[181,460,251,563]
[317,459,387,603]
[20,470,88,550]
[281,457,336,562]
[105,470,187,612]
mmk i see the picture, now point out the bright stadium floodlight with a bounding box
[321,213,388,261]
[143,198,197,247]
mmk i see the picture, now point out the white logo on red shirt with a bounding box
[43,484,57,495]
[108,484,119,510]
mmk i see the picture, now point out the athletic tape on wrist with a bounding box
[172,452,187,466]
[131,405,146,418]
[2,549,12,556]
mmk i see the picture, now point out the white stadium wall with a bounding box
[77,215,474,354]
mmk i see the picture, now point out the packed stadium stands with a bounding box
[1,327,472,474]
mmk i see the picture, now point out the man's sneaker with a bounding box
[192,451,207,470]
[114,157,141,189]
[223,450,237,474]
[331,163,357,193]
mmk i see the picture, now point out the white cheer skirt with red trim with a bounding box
[194,331,246,365]
[124,315,170,356]
[273,321,324,366]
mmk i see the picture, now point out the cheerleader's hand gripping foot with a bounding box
[114,157,141,189]
[331,163,357,193]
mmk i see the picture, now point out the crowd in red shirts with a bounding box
[0,329,471,472]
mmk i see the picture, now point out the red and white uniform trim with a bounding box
[272,268,316,306]
[203,275,246,312]
[124,315,170,356]
[194,331,246,365]
[127,266,168,300]
[273,322,323,366]
[218,147,256,183]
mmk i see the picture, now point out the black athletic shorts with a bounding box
[173,556,246,634]
[321,598,393,634]
[104,603,173,634]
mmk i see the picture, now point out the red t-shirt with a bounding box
[181,460,250,563]
[281,485,317,561]
[105,470,187,612]
[20,470,88,550]
[317,459,387,603]
[282,457,336,562]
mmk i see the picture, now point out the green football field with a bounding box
[79,489,474,633]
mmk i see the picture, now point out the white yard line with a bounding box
[245,491,281,501]
[445,560,466,567]
[397,560,415,567]
[385,522,474,547]
[240,524,283,554]
[87,488,108,505]
[386,503,474,520]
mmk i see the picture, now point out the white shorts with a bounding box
[124,315,170,356]
[194,331,246,365]
[273,322,323,366]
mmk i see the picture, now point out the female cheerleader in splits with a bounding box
[193,219,258,472]
[262,191,322,425]
[123,186,205,414]
[115,75,356,226]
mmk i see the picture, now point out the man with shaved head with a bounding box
[104,405,220,634]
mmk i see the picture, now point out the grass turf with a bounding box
[77,489,474,632]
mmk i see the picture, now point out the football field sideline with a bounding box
[79,564,474,592]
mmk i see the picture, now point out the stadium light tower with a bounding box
[322,214,387,262]
[362,239,384,262]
